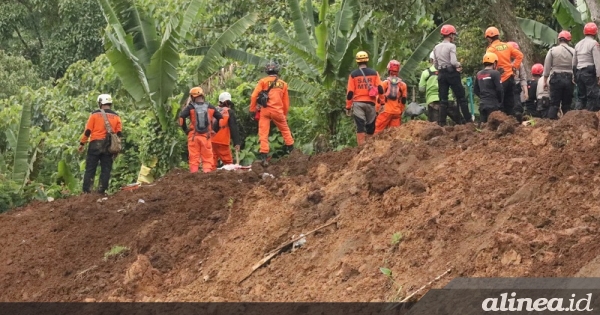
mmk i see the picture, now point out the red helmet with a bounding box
[440,25,457,36]
[531,63,544,76]
[584,22,598,36]
[387,60,400,72]
[558,30,572,41]
[507,41,519,50]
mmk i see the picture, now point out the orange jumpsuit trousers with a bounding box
[212,143,233,168]
[258,107,294,153]
[188,132,214,173]
[374,112,401,134]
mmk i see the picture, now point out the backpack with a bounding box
[99,109,121,154]
[427,68,438,77]
[385,77,402,101]
[257,77,278,107]
[192,102,210,133]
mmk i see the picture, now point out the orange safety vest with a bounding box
[212,107,230,145]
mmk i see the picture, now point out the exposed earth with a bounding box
[3,110,600,302]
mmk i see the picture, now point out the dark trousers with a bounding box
[501,77,516,116]
[82,140,114,194]
[513,83,524,117]
[438,69,470,125]
[548,73,574,119]
[480,105,500,123]
[523,100,540,117]
[576,67,600,112]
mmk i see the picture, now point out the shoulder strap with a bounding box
[358,68,373,90]
[99,109,114,134]
[266,77,279,92]
[561,45,574,57]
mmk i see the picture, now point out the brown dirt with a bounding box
[3,110,600,302]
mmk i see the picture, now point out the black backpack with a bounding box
[257,77,279,107]
[192,102,210,133]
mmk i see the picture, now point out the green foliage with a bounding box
[103,245,130,261]
[0,0,106,79]
[0,51,49,99]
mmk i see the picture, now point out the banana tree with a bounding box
[11,102,32,187]
[269,0,377,136]
[98,0,257,179]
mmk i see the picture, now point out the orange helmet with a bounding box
[189,87,204,98]
[531,63,544,75]
[482,52,498,64]
[440,25,457,36]
[485,27,500,38]
[387,60,400,72]
[558,30,572,41]
[584,22,598,36]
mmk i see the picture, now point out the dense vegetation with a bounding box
[0,0,596,211]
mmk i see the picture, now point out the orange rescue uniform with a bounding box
[375,77,407,134]
[250,75,294,154]
[486,39,524,83]
[211,106,241,168]
[79,109,123,144]
[179,102,223,173]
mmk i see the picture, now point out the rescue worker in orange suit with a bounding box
[474,53,503,124]
[345,51,384,145]
[433,24,471,126]
[507,41,528,119]
[211,92,242,169]
[485,26,524,120]
[249,61,294,166]
[375,60,407,134]
[179,87,223,173]
[78,94,123,194]
[573,22,600,112]
[543,30,575,119]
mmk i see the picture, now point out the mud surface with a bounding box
[3,111,600,302]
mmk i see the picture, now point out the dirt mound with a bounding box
[3,111,600,302]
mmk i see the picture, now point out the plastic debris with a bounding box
[96,197,108,203]
[292,234,307,251]
[218,164,252,171]
[47,197,55,202]
[261,173,275,180]
[138,199,145,204]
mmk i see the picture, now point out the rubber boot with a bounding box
[547,106,559,120]
[259,153,269,167]
[438,102,448,126]
[356,133,366,146]
[285,145,294,154]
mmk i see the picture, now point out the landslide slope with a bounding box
[3,111,600,302]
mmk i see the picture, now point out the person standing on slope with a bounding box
[374,60,407,134]
[419,51,460,124]
[507,41,528,119]
[179,87,223,173]
[211,92,242,169]
[534,64,551,117]
[523,63,544,118]
[474,53,503,124]
[345,51,384,145]
[573,22,600,112]
[485,27,524,120]
[543,31,576,119]
[79,94,123,194]
[433,24,470,126]
[249,60,294,166]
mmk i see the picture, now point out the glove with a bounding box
[345,108,352,117]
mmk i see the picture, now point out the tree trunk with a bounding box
[585,0,600,26]
[488,0,535,77]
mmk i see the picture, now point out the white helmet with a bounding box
[97,94,113,105]
[429,51,435,60]
[218,92,231,103]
